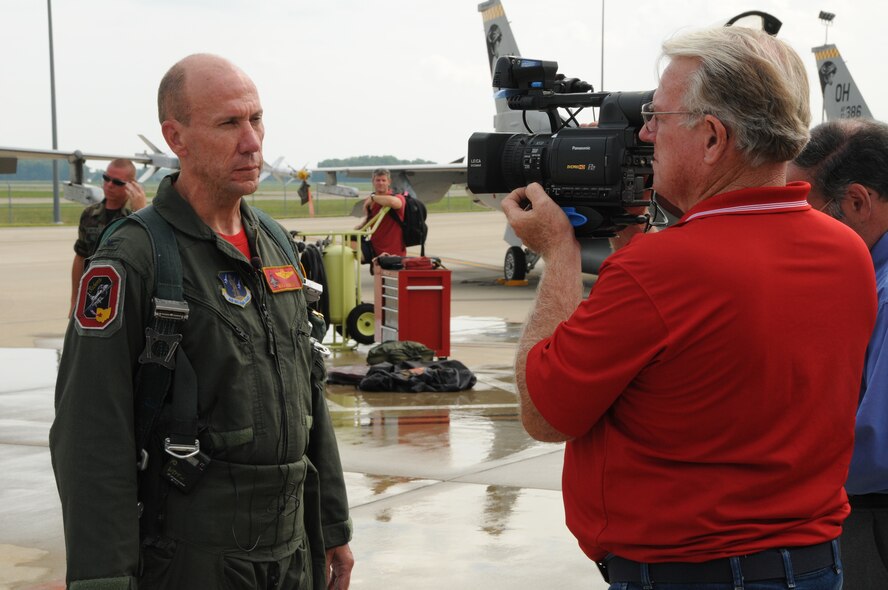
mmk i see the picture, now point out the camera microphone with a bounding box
[555,75,593,94]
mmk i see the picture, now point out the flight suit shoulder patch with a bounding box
[74,260,125,337]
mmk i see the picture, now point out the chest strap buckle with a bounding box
[153,298,190,321]
[164,437,201,459]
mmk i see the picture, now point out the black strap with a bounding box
[103,206,197,465]
[166,347,198,449]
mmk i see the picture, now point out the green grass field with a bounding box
[0,183,490,227]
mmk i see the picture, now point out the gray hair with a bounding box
[662,27,811,166]
[372,168,391,179]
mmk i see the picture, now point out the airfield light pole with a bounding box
[47,0,61,224]
[819,11,836,123]
[820,11,835,45]
[600,0,605,92]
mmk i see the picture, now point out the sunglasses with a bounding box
[102,174,128,187]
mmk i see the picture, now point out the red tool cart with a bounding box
[374,265,451,358]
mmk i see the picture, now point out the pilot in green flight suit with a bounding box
[51,171,352,589]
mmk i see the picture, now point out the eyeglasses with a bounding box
[102,174,128,187]
[640,101,695,133]
[816,198,836,213]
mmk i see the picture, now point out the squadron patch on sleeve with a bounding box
[218,271,252,307]
[262,265,303,293]
[74,262,124,335]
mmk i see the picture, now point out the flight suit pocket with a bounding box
[183,294,264,451]
[140,538,225,589]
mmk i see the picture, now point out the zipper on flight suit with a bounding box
[247,234,293,463]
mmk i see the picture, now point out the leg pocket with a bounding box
[140,538,226,590]
[280,538,312,590]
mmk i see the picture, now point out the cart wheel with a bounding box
[345,303,376,345]
[504,246,527,281]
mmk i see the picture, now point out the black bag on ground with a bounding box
[327,364,370,386]
[359,360,476,393]
[366,340,435,365]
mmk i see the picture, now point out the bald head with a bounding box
[157,54,254,125]
[157,53,264,203]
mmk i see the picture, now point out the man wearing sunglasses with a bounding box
[789,118,888,590]
[503,26,877,590]
[69,159,146,314]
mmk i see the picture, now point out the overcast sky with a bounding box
[1,0,883,170]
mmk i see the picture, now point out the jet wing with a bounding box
[314,163,467,203]
[0,141,180,205]
[0,146,154,166]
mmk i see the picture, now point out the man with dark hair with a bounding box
[51,54,353,589]
[69,158,145,314]
[789,118,888,590]
[503,26,877,589]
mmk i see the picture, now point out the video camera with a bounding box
[468,56,655,238]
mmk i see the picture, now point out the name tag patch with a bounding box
[262,265,303,293]
[75,264,122,331]
[218,271,252,307]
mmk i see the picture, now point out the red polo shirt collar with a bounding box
[675,182,811,226]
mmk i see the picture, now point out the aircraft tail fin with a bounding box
[478,0,550,133]
[478,0,521,74]
[813,44,872,120]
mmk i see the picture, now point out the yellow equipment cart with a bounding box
[293,207,388,351]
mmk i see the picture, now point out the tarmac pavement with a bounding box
[0,210,606,589]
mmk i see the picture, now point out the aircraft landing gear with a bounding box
[503,246,539,282]
[504,246,526,281]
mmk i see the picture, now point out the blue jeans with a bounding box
[607,540,843,590]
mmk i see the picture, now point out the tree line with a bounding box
[0,159,73,181]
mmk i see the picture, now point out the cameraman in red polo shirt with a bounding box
[503,26,877,590]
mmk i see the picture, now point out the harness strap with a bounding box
[102,206,197,466]
[165,347,200,456]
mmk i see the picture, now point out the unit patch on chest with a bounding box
[218,271,252,307]
[262,265,303,293]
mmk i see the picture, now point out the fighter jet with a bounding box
[83,282,111,319]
